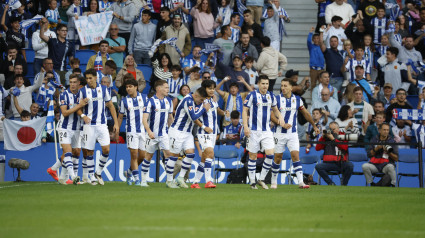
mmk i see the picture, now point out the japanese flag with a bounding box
[4,117,47,151]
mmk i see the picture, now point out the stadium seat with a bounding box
[136,64,152,94]
[290,151,321,184]
[213,146,240,183]
[278,150,293,184]
[75,49,96,65]
[347,148,368,185]
[397,149,420,187]
[24,48,35,63]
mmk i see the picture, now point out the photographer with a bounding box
[315,122,354,186]
[362,123,398,187]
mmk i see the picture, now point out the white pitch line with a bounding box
[103,226,425,235]
[0,182,52,189]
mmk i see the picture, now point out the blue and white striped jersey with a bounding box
[144,95,173,137]
[181,58,205,81]
[275,93,304,134]
[0,85,8,117]
[97,71,112,85]
[243,90,276,132]
[197,98,218,134]
[371,17,387,45]
[58,89,80,131]
[45,9,59,22]
[413,123,425,145]
[98,0,112,12]
[119,92,146,133]
[171,94,205,133]
[345,58,371,82]
[230,26,240,43]
[162,0,192,23]
[79,83,111,126]
[167,77,187,99]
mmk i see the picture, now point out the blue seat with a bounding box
[75,50,96,65]
[346,147,369,186]
[136,64,152,94]
[397,149,420,187]
[213,146,240,183]
[24,48,35,63]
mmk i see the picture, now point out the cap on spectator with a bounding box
[172,13,181,19]
[232,54,241,60]
[355,65,364,69]
[384,83,393,89]
[331,15,343,22]
[285,69,298,78]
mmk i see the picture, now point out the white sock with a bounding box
[86,155,94,178]
[204,158,213,183]
[271,161,280,185]
[132,170,139,182]
[96,153,109,175]
[52,160,61,171]
[64,153,75,179]
[166,156,178,182]
[72,156,79,176]
[178,154,195,178]
[293,161,304,185]
[259,155,274,181]
[141,159,151,183]
[193,162,204,183]
[248,159,256,184]
[82,157,88,180]
[59,162,68,180]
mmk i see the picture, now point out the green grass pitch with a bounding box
[1,182,425,238]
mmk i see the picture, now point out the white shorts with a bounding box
[169,128,194,154]
[58,129,81,148]
[145,135,170,154]
[247,130,274,153]
[274,132,300,153]
[81,124,110,150]
[197,134,217,152]
[126,132,146,151]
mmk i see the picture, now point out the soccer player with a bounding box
[242,75,285,189]
[191,80,223,189]
[77,69,119,185]
[141,80,174,187]
[50,74,88,185]
[118,78,147,186]
[260,78,320,189]
[165,87,210,188]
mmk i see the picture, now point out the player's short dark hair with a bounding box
[84,68,97,77]
[79,76,87,86]
[20,110,31,118]
[124,78,138,88]
[154,79,168,89]
[142,9,152,16]
[261,36,271,47]
[201,79,216,89]
[230,110,240,119]
[123,73,135,82]
[196,87,208,98]
[99,40,109,46]
[105,60,117,70]
[258,75,269,83]
[387,47,399,57]
[69,73,80,81]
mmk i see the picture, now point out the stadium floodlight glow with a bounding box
[8,158,30,182]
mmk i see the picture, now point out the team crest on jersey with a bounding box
[267,95,270,100]
[244,99,248,104]
[61,100,65,105]
[188,106,193,111]
[292,99,295,104]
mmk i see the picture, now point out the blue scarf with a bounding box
[226,93,243,116]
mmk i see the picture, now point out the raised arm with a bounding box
[39,18,50,43]
[216,76,230,97]
[1,5,9,32]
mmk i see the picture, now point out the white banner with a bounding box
[4,117,47,151]
[75,11,113,46]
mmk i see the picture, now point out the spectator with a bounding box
[1,7,26,59]
[159,13,191,65]
[389,33,422,65]
[334,104,359,135]
[115,55,146,94]
[58,0,71,23]
[172,84,190,114]
[242,56,258,88]
[242,9,264,53]
[358,0,385,22]
[321,35,345,91]
[254,36,287,92]
[33,58,61,89]
[215,0,232,35]
[232,31,259,63]
[308,27,325,90]
[385,88,412,123]
[311,87,341,121]
[1,45,27,80]
[86,40,112,72]
[312,71,338,103]
[109,125,125,144]
[325,0,354,25]
[34,71,55,111]
[373,101,385,114]
[285,69,310,97]
[344,12,372,48]
[64,58,80,87]
[4,64,31,90]
[369,6,387,45]
[362,123,398,187]
[98,60,117,85]
[187,67,202,92]
[348,87,374,136]
[315,122,353,186]
[221,110,242,149]
[32,21,56,75]
[377,83,396,109]
[364,112,388,144]
[213,25,235,67]
[82,0,98,16]
[263,1,280,51]
[352,65,376,104]
[306,108,328,153]
[418,86,425,110]
[39,20,75,82]
[9,74,43,119]
[66,0,83,48]
[181,45,205,78]
[229,13,241,43]
[150,53,173,88]
[162,0,192,27]
[190,0,219,49]
[315,0,332,32]
[340,83,356,106]
[156,6,172,39]
[110,0,137,50]
[412,119,425,146]
[105,24,126,69]
[343,45,371,82]
[98,0,112,12]
[129,9,156,65]
[167,65,186,99]
[245,0,263,24]
[323,16,347,51]
[217,54,251,92]
[0,83,8,139]
[117,72,135,97]
[216,79,253,127]
[392,119,412,149]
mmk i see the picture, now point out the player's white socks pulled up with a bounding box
[64,152,76,179]
[82,156,88,180]
[72,155,79,176]
[86,155,95,179]
[141,159,151,183]
[193,162,205,183]
[132,170,139,182]
[248,159,256,184]
[59,162,68,180]
[96,153,109,175]
[293,160,304,185]
[204,158,213,183]
[52,160,61,171]
[259,155,274,181]
[178,153,195,178]
[271,161,280,185]
[166,156,178,182]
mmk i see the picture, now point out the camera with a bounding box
[384,145,394,153]
[337,134,358,142]
[323,129,330,134]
